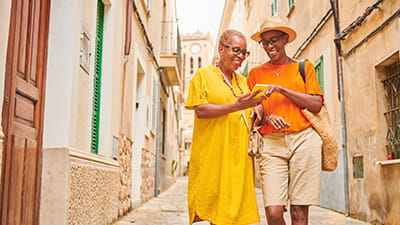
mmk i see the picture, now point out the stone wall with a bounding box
[68,161,119,225]
[140,148,155,202]
[118,134,133,216]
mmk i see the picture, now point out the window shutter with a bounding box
[288,0,295,9]
[271,0,278,16]
[314,56,324,93]
[91,0,105,154]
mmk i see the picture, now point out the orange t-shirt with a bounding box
[247,61,323,134]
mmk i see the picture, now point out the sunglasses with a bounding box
[221,44,250,57]
[258,34,286,47]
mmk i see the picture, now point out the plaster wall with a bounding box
[41,0,128,224]
[342,14,400,223]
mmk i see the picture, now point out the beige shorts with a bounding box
[259,127,322,207]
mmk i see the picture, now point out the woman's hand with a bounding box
[264,84,284,97]
[251,104,265,127]
[265,85,323,113]
[234,90,266,111]
[194,90,266,119]
[265,114,290,130]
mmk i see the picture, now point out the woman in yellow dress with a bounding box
[185,29,264,225]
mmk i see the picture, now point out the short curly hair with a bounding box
[218,29,246,46]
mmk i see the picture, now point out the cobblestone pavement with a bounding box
[113,176,370,225]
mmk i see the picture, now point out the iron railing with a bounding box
[383,62,400,159]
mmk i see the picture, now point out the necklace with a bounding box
[216,64,250,133]
[272,57,290,77]
[217,65,244,97]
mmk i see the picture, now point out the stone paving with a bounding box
[113,176,370,225]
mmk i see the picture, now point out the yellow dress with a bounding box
[185,65,260,225]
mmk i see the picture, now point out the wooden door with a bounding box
[0,0,51,224]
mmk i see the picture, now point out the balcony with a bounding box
[160,54,180,86]
[159,22,182,86]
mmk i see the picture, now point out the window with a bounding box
[152,75,159,132]
[183,53,186,74]
[314,56,324,93]
[80,25,91,73]
[271,0,278,16]
[161,109,167,155]
[383,61,400,159]
[146,0,151,13]
[91,0,105,154]
[190,57,194,74]
[198,57,202,69]
[288,0,295,9]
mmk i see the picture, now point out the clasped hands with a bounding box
[251,107,290,130]
[250,102,290,131]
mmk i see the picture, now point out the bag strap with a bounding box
[299,59,307,82]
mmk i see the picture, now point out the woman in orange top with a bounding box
[248,17,323,225]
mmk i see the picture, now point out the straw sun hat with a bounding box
[250,16,297,43]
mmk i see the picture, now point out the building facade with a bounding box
[217,0,399,224]
[0,0,182,224]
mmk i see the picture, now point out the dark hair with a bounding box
[218,29,246,46]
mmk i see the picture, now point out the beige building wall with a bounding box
[1,0,182,224]
[337,0,400,224]
[180,32,215,175]
[40,0,123,224]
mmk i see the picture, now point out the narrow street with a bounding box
[113,177,370,225]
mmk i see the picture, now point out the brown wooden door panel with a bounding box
[13,123,37,140]
[17,77,40,100]
[22,139,38,225]
[8,135,25,225]
[1,0,50,224]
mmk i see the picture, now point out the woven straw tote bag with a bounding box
[299,60,338,171]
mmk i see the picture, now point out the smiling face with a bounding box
[260,30,289,62]
[218,35,248,72]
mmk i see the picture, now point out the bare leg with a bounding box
[265,205,286,225]
[290,205,309,225]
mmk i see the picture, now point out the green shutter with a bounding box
[271,0,277,16]
[288,0,295,8]
[91,0,104,154]
[314,56,324,93]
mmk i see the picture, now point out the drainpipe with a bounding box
[330,0,350,216]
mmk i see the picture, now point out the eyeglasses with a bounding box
[259,34,285,47]
[221,44,250,57]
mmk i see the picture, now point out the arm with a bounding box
[195,91,265,119]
